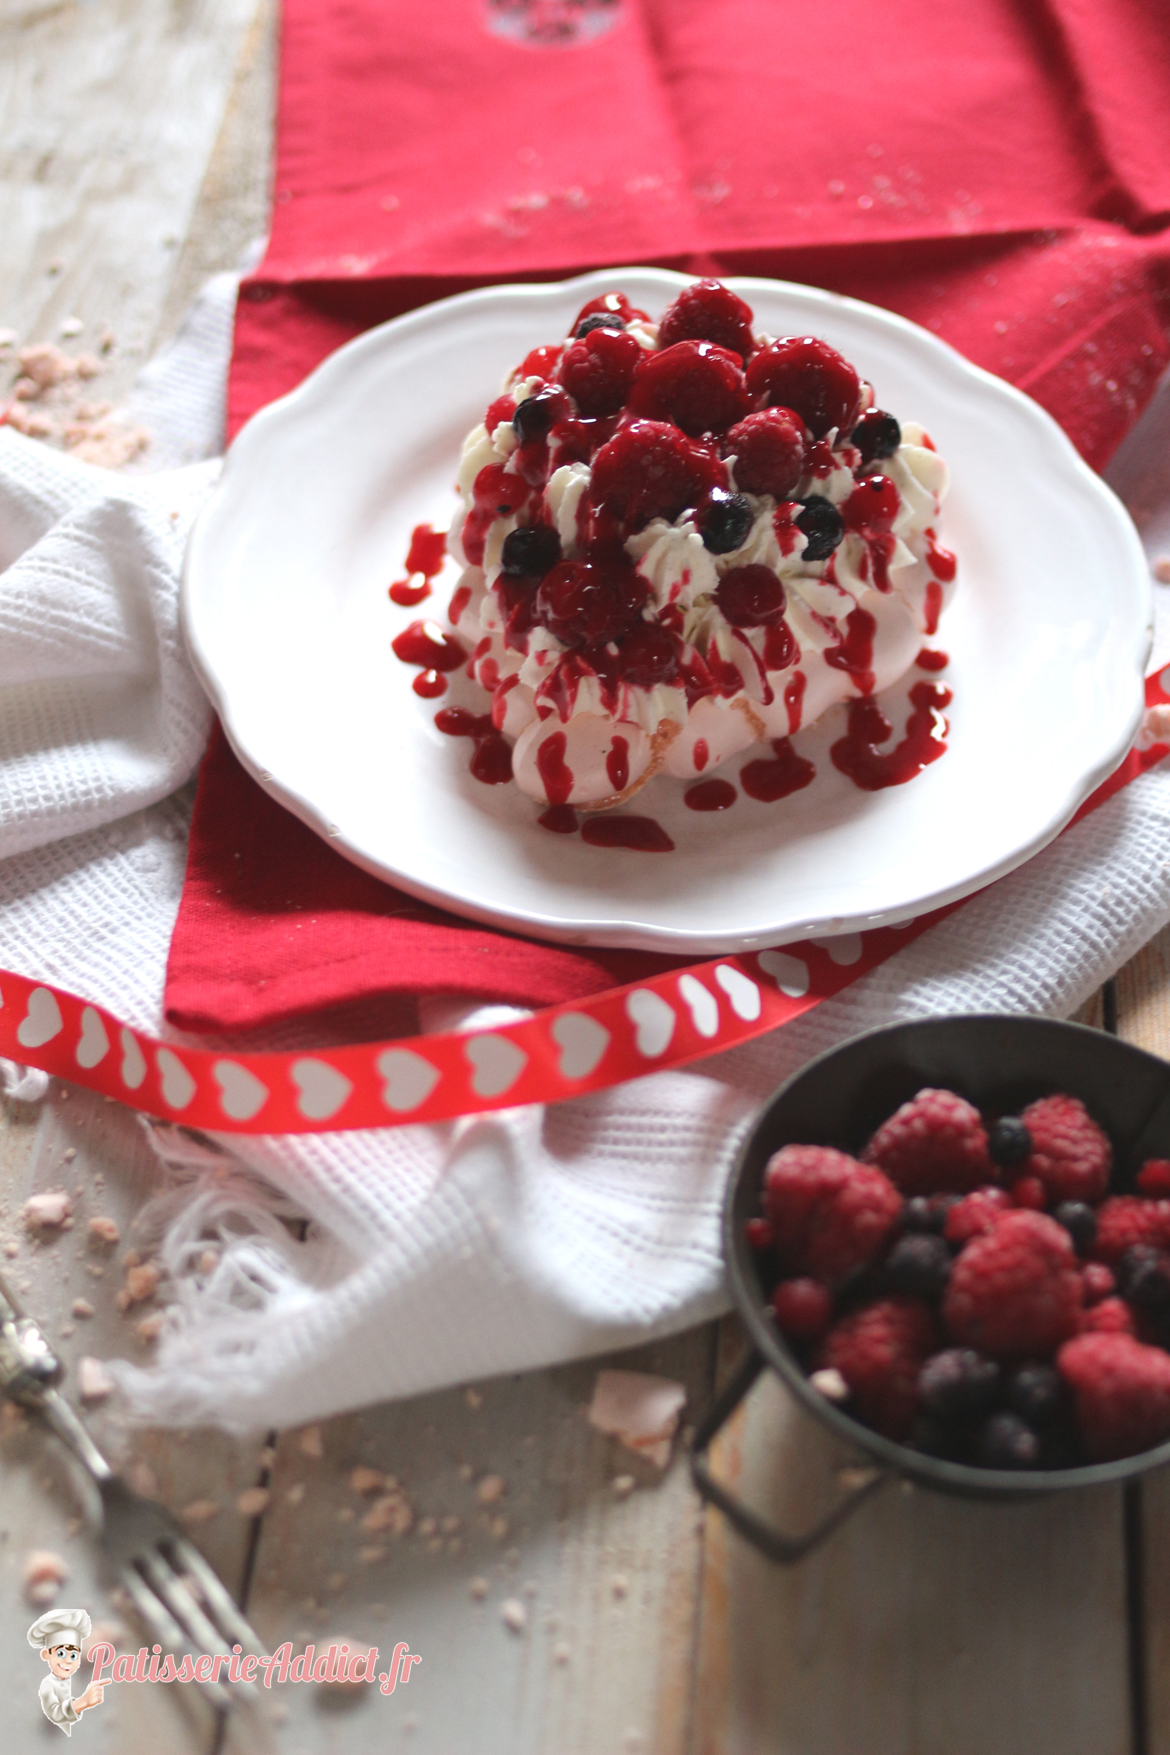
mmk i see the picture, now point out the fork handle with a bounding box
[0,1273,113,1481]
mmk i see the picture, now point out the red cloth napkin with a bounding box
[166,0,1170,1036]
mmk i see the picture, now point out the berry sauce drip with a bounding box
[685,778,737,811]
[606,735,630,794]
[693,737,710,771]
[740,738,816,802]
[392,621,467,672]
[824,607,877,698]
[389,522,448,606]
[433,707,513,786]
[784,670,806,735]
[830,679,951,791]
[537,805,579,834]
[916,647,949,672]
[925,531,957,582]
[923,580,943,637]
[536,731,575,807]
[413,669,447,699]
[581,816,675,852]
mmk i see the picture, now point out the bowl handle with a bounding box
[689,1346,889,1564]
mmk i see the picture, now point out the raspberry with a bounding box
[1092,1196,1170,1264]
[943,1211,1083,1356]
[535,556,647,648]
[629,340,750,436]
[1011,1176,1047,1211]
[943,1186,1013,1246]
[1081,1297,1136,1336]
[745,336,863,440]
[723,408,808,498]
[519,342,562,380]
[745,1217,773,1251]
[817,1296,936,1438]
[864,1088,993,1196]
[610,621,680,689]
[572,291,646,330]
[1138,1160,1170,1197]
[851,407,901,467]
[771,1277,833,1339]
[589,420,727,532]
[841,474,899,532]
[716,564,785,628]
[656,279,756,362]
[762,1144,902,1283]
[1019,1093,1111,1204]
[1058,1332,1170,1460]
[1083,1262,1116,1304]
[557,326,642,417]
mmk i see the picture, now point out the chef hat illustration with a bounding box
[26,1609,92,1649]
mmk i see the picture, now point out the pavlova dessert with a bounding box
[444,279,956,810]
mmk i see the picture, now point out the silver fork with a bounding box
[0,1272,265,1712]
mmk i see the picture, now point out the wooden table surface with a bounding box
[2,5,1169,1751]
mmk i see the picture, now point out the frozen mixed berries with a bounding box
[864,1088,993,1196]
[762,1144,902,1283]
[745,336,864,440]
[656,279,756,362]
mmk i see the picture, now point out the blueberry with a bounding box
[794,497,844,561]
[500,525,562,581]
[1052,1201,1097,1257]
[850,409,901,467]
[513,390,562,445]
[573,312,626,339]
[919,1348,1000,1422]
[977,1411,1040,1470]
[1003,1363,1065,1428]
[903,1197,940,1234]
[885,1234,951,1300]
[988,1116,1032,1168]
[1121,1246,1170,1310]
[699,489,753,554]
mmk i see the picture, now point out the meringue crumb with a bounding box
[297,1425,324,1459]
[469,1576,489,1600]
[611,1574,629,1599]
[236,1487,270,1517]
[476,1474,505,1505]
[587,1370,686,1470]
[285,1483,306,1506]
[499,1598,527,1634]
[180,1499,221,1524]
[464,1387,483,1409]
[77,1357,113,1403]
[350,1465,389,1495]
[24,1550,67,1606]
[23,1192,72,1230]
[810,1367,850,1403]
[611,1474,636,1499]
[1153,555,1170,584]
[552,1640,571,1665]
[88,1216,119,1245]
[71,1298,94,1320]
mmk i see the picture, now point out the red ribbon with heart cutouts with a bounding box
[2,672,1167,1135]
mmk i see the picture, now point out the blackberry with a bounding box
[512,390,562,445]
[977,1411,1040,1469]
[850,408,901,467]
[699,489,752,554]
[500,525,562,580]
[1003,1362,1064,1428]
[1120,1245,1170,1310]
[573,312,626,339]
[919,1348,1000,1422]
[988,1116,1033,1168]
[884,1234,951,1301]
[794,497,844,561]
[1052,1200,1097,1257]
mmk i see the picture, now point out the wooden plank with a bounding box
[692,1002,1132,1755]
[0,0,267,407]
[228,1330,716,1754]
[1113,928,1170,1755]
[0,1085,266,1753]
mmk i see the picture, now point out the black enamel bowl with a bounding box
[691,1014,1170,1564]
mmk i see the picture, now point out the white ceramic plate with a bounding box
[182,268,1152,954]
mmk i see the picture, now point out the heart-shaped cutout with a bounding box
[17,988,63,1050]
[678,974,719,1038]
[76,1006,110,1069]
[376,1048,440,1113]
[758,950,810,998]
[464,1033,527,1098]
[213,1060,269,1122]
[550,1013,610,1080]
[714,964,761,1021]
[120,1028,147,1089]
[156,1048,196,1111]
[291,1057,353,1121]
[812,933,863,966]
[624,989,675,1059]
